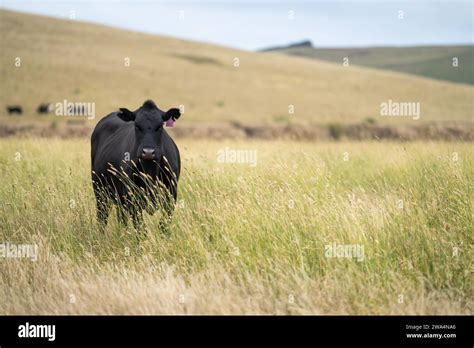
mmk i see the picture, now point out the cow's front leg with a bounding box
[117,206,129,226]
[93,180,111,229]
[95,197,110,230]
[116,195,130,226]
[131,207,143,231]
[158,186,176,235]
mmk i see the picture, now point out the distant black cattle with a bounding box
[91,100,182,231]
[7,105,22,115]
[37,103,52,114]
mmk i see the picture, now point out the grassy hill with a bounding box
[262,43,474,86]
[1,9,473,126]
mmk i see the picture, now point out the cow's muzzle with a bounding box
[140,147,156,160]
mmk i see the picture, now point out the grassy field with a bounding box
[0,138,472,314]
[265,45,474,86]
[1,9,473,126]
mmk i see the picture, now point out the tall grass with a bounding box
[0,139,472,314]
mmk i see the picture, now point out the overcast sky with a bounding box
[1,0,473,50]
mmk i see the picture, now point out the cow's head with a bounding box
[117,100,181,161]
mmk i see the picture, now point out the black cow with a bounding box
[7,105,22,114]
[37,103,52,114]
[91,100,181,231]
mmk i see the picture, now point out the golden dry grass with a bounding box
[0,139,472,314]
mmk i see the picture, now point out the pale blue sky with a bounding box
[1,0,473,50]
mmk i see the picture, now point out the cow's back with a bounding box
[92,112,123,162]
[91,112,136,175]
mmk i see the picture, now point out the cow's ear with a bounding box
[117,108,135,122]
[162,108,181,122]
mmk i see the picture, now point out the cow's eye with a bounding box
[135,125,141,131]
